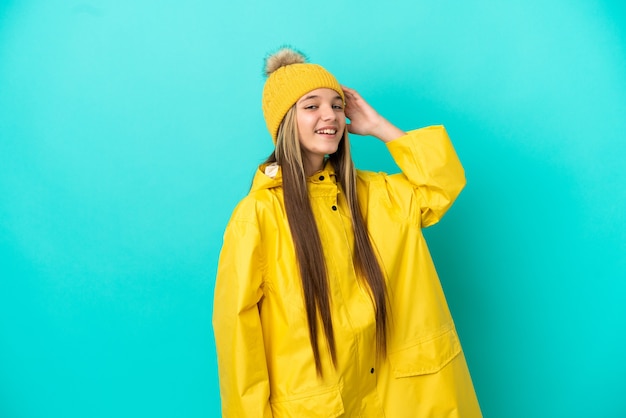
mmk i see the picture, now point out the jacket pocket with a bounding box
[270,386,344,418]
[389,325,461,378]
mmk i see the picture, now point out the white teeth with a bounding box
[316,129,337,134]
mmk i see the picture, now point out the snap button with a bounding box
[370,368,375,374]
[319,175,325,181]
[331,205,337,211]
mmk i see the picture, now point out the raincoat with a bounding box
[213,125,481,417]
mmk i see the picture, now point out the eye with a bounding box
[332,104,344,110]
[304,105,318,110]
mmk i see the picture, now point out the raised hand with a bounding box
[342,85,406,143]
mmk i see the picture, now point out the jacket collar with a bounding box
[250,160,338,193]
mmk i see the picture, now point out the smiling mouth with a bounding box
[315,129,337,135]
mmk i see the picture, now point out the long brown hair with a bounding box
[264,106,388,376]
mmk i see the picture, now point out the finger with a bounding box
[343,92,359,110]
[341,85,358,101]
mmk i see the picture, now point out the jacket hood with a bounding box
[250,161,337,193]
[250,163,283,193]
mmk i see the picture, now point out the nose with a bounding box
[320,104,336,121]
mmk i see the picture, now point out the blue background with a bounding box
[1,0,625,416]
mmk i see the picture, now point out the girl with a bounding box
[213,47,481,417]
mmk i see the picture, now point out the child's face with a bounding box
[295,88,346,171]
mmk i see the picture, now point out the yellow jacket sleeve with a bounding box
[213,205,273,418]
[386,125,466,227]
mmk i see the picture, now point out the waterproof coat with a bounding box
[213,126,481,417]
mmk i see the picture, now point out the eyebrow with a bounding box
[298,94,343,103]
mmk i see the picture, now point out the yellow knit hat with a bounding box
[262,47,344,143]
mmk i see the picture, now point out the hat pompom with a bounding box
[264,47,307,77]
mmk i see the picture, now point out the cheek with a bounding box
[296,111,314,129]
[338,115,347,132]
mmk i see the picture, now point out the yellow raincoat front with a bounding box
[213,126,481,417]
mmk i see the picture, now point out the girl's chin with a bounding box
[320,147,339,155]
